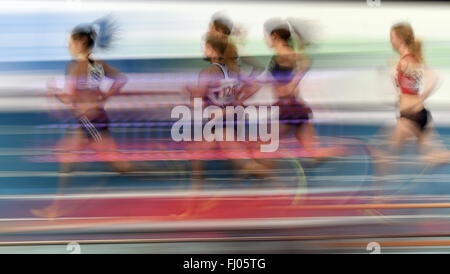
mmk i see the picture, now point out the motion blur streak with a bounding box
[1,0,450,254]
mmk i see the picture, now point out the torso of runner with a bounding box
[66,59,114,118]
[268,53,301,103]
[268,53,312,124]
[205,62,241,107]
[268,55,296,84]
[395,53,424,113]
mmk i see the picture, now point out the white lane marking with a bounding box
[0,186,384,200]
[3,215,450,234]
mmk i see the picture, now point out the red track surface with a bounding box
[27,137,355,162]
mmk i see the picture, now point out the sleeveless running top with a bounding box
[396,53,424,95]
[268,55,295,84]
[206,63,240,106]
[71,60,105,91]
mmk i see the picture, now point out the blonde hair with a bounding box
[391,22,423,63]
[205,35,239,73]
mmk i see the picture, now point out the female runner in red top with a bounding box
[388,22,449,163]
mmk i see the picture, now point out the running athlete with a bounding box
[385,22,449,164]
[205,12,264,102]
[32,18,132,217]
[176,35,267,218]
[365,23,450,212]
[263,18,341,159]
[204,13,275,169]
[187,35,267,183]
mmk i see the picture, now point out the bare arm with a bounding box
[49,62,77,107]
[420,67,439,101]
[102,61,128,100]
[186,69,211,107]
[240,56,265,79]
[276,52,312,97]
[57,78,76,106]
[236,80,261,104]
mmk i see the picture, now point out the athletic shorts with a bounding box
[275,98,312,126]
[78,109,109,143]
[400,108,431,131]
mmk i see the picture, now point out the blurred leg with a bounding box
[389,118,418,152]
[295,122,342,159]
[417,125,450,165]
[31,129,86,218]
[91,131,133,173]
